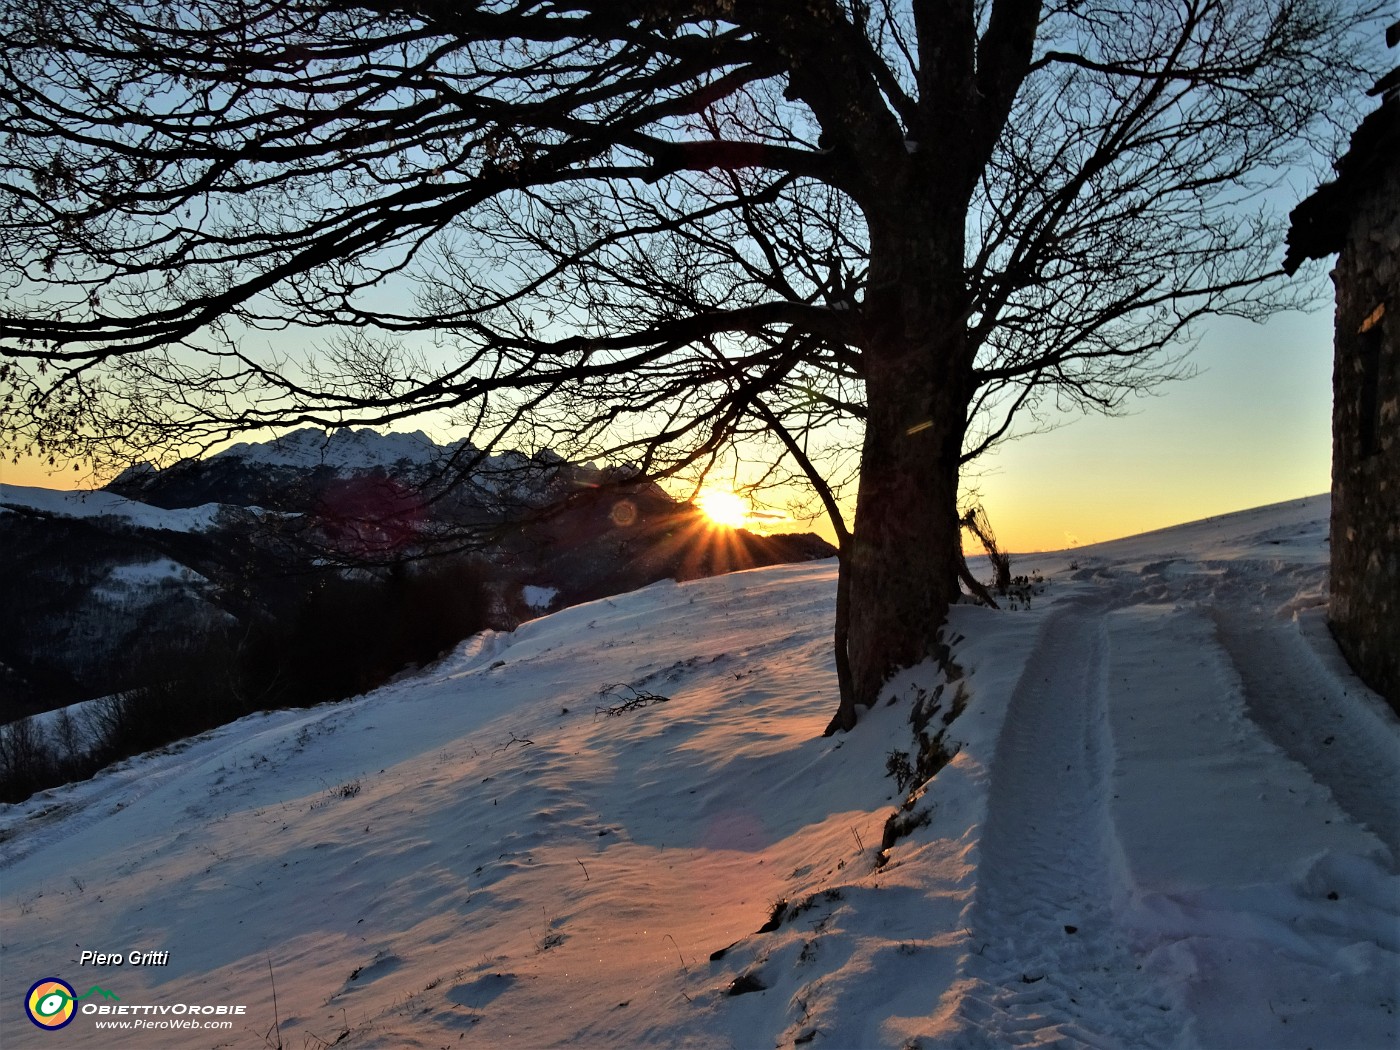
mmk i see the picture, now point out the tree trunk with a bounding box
[824,544,856,735]
[835,220,972,726]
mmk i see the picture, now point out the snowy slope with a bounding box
[2,494,1396,1049]
[0,483,224,532]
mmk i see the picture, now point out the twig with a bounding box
[664,933,688,974]
[493,732,534,753]
[576,858,590,882]
[594,684,671,717]
[266,955,282,1050]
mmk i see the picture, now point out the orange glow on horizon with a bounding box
[0,452,92,491]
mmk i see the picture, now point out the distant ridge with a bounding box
[107,427,596,517]
[1,429,834,716]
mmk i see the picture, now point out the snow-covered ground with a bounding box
[521,584,561,613]
[0,484,225,532]
[2,494,1396,1049]
[91,559,210,602]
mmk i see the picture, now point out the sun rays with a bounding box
[696,488,749,529]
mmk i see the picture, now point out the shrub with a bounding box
[0,717,56,803]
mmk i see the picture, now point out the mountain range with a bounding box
[0,428,833,718]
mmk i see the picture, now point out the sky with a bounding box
[0,1,1380,563]
[972,305,1335,552]
[0,299,1337,554]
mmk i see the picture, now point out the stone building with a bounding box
[1284,22,1399,707]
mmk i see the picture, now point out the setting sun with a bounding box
[696,488,749,529]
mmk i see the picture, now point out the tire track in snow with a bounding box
[944,607,1180,1049]
[1212,611,1400,865]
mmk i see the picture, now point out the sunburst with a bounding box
[696,488,749,529]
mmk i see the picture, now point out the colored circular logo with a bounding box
[25,978,77,1030]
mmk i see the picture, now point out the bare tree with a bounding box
[0,0,1383,731]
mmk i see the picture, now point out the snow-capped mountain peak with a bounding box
[210,427,457,471]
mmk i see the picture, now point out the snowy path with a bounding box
[941,537,1398,1049]
[1213,610,1400,863]
[945,607,1182,1049]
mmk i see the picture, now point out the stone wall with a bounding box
[1329,156,1399,707]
